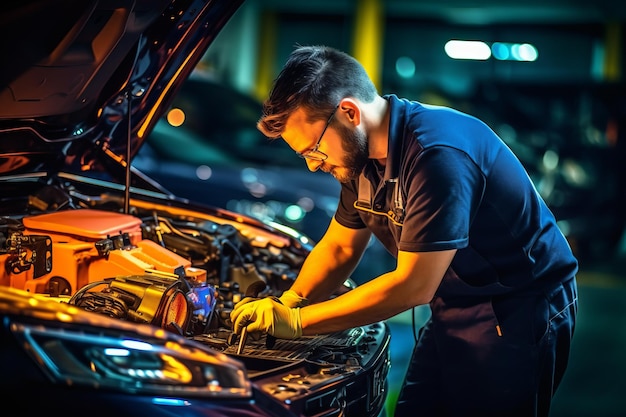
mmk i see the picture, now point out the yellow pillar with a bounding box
[604,21,622,82]
[254,10,278,102]
[351,0,385,91]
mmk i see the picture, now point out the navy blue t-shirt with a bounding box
[335,95,578,296]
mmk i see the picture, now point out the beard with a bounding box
[323,123,369,183]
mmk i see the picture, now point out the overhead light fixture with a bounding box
[444,40,492,60]
[444,40,538,62]
[492,42,538,61]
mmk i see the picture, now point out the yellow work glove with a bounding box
[232,296,259,312]
[232,289,308,313]
[230,296,302,339]
[279,289,309,308]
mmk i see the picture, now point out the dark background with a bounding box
[203,0,626,270]
[155,2,626,415]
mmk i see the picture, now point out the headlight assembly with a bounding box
[10,321,252,398]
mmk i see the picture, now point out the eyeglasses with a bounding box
[296,105,339,162]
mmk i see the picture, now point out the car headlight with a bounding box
[5,287,251,399]
[11,322,251,398]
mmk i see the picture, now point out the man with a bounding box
[231,45,578,417]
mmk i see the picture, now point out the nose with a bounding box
[305,159,323,172]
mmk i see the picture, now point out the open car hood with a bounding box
[0,4,393,415]
[0,0,243,183]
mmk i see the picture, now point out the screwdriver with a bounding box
[236,280,267,355]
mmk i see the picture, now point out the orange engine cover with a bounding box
[0,209,205,296]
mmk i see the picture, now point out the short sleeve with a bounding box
[334,181,367,229]
[398,146,485,252]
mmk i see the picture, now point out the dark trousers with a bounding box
[394,277,578,417]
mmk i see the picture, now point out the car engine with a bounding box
[0,175,390,417]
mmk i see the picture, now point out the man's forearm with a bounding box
[299,250,456,335]
[299,271,408,335]
[290,239,359,303]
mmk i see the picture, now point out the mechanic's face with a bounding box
[283,107,369,183]
[323,122,369,183]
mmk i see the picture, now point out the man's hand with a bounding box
[230,296,302,339]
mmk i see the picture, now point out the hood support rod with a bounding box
[124,89,131,215]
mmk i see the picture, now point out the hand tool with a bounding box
[236,280,267,354]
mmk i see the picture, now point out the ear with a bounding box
[337,98,360,126]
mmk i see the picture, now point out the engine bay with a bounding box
[0,173,390,416]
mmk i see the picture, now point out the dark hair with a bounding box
[257,45,378,138]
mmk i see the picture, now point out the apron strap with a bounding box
[356,172,372,209]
